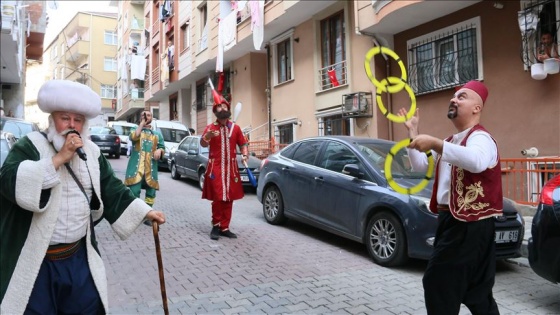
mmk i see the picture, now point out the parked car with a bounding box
[88,126,121,159]
[0,117,40,140]
[528,173,560,284]
[0,131,17,167]
[168,135,261,190]
[107,121,138,155]
[152,119,191,170]
[257,136,524,267]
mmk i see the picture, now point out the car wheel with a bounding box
[263,186,286,225]
[171,163,180,180]
[365,212,408,267]
[198,171,205,190]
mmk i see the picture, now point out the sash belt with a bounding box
[45,239,84,261]
[437,204,450,211]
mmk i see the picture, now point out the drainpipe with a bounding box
[266,44,272,142]
[357,30,394,141]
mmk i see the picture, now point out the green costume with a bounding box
[124,126,165,206]
[0,132,152,314]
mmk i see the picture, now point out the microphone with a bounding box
[67,130,87,161]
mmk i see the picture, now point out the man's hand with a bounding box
[145,210,166,225]
[154,148,163,160]
[52,133,83,169]
[398,107,420,138]
[408,134,443,154]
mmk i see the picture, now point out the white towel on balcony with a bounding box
[216,10,238,72]
[130,55,147,80]
[250,0,264,50]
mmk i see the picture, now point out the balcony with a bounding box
[116,91,145,120]
[65,40,89,62]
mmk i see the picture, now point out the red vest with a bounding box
[429,125,503,222]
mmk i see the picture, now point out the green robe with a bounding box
[0,132,152,314]
[124,126,165,189]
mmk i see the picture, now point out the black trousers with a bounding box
[423,211,500,315]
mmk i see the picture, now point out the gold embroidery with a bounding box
[455,168,490,212]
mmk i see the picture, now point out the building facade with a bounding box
[1,0,47,119]
[113,0,559,159]
[42,11,118,126]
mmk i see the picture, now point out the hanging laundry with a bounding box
[327,68,340,87]
[250,0,264,50]
[130,55,147,81]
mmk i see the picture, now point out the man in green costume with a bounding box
[0,80,166,314]
[124,110,165,209]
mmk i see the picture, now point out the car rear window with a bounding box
[159,128,189,143]
[112,125,136,136]
[291,141,322,165]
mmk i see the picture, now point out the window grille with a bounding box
[318,114,350,136]
[519,0,559,67]
[408,25,479,95]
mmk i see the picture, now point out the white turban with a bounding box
[38,80,102,119]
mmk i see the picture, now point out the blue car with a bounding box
[257,136,524,267]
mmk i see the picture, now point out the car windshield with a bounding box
[1,118,37,138]
[90,127,115,134]
[356,142,427,179]
[160,128,189,143]
[112,125,136,136]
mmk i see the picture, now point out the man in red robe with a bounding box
[200,98,248,240]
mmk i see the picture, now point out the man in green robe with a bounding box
[0,80,166,314]
[124,110,165,208]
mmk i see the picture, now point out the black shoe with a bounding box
[210,226,220,240]
[219,230,237,238]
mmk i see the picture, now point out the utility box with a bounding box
[342,92,373,118]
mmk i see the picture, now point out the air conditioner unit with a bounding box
[343,92,369,113]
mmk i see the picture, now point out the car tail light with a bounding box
[540,175,560,205]
[115,137,120,144]
[259,158,268,171]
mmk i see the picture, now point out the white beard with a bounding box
[46,116,90,152]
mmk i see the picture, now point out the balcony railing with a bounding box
[131,88,144,99]
[318,60,347,91]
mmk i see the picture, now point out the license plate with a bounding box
[100,146,110,150]
[241,175,249,182]
[495,230,518,243]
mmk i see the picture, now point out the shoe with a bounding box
[210,226,220,240]
[219,230,237,239]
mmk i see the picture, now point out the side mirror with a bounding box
[342,164,363,179]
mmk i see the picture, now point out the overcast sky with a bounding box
[44,0,117,45]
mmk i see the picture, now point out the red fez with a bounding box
[211,88,230,112]
[460,80,488,104]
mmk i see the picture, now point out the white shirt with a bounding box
[407,128,498,205]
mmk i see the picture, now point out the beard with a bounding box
[447,103,458,119]
[215,110,231,120]
[46,115,90,152]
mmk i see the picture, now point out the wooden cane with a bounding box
[152,221,169,315]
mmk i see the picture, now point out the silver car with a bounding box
[257,136,524,267]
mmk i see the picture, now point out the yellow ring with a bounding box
[384,138,434,195]
[364,46,408,93]
[376,78,417,123]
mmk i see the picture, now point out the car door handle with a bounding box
[314,176,324,182]
[281,167,290,171]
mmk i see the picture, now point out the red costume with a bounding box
[201,120,248,231]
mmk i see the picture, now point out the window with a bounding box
[320,11,346,91]
[276,124,294,145]
[271,29,294,85]
[318,114,350,136]
[318,141,360,173]
[292,140,322,165]
[104,57,117,71]
[104,30,118,45]
[101,85,116,99]
[407,17,482,94]
[196,81,207,111]
[180,21,190,53]
[198,3,208,52]
[519,0,559,67]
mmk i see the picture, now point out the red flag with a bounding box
[328,68,340,87]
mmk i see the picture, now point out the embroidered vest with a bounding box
[429,125,503,222]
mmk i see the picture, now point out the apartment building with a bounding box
[42,11,118,126]
[115,0,558,160]
[1,0,47,119]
